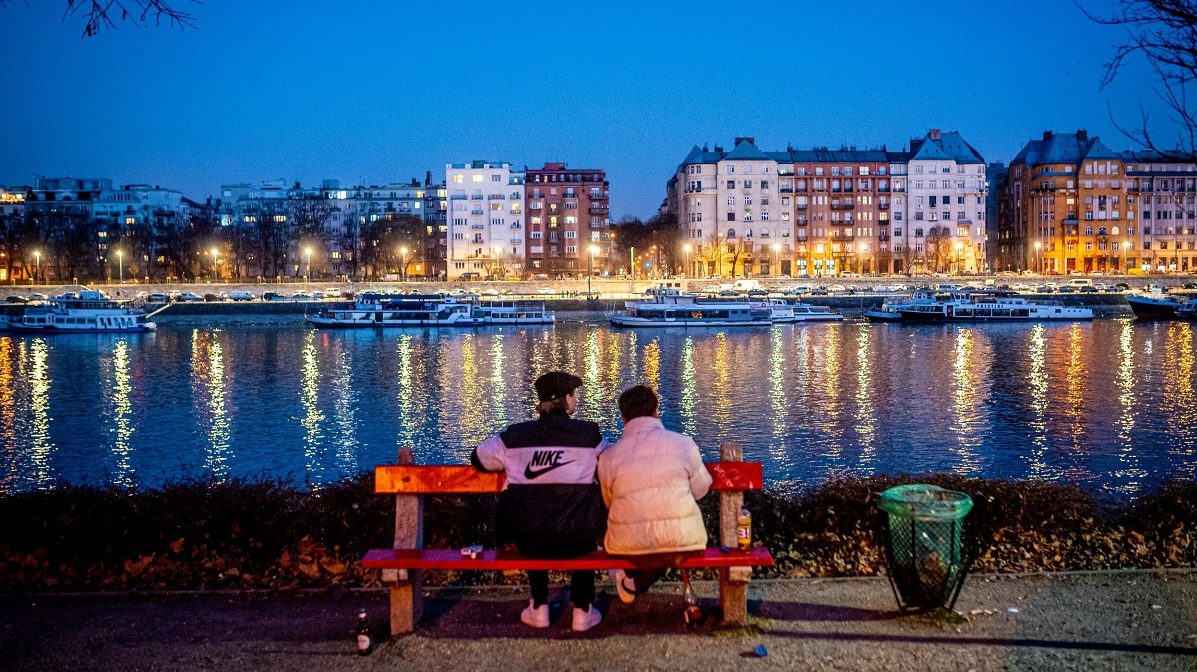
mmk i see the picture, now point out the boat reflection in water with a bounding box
[0,321,1193,497]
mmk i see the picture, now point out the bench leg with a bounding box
[719,567,752,626]
[718,442,751,626]
[389,571,423,636]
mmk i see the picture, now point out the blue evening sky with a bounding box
[0,0,1172,219]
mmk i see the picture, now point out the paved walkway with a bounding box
[2,570,1195,671]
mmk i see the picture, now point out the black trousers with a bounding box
[517,540,596,609]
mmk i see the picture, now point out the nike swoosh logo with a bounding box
[523,460,575,480]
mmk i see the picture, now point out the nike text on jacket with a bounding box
[472,414,607,548]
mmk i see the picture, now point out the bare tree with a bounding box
[1085,0,1197,158]
[0,1,199,38]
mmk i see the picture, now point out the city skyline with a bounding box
[0,0,1177,219]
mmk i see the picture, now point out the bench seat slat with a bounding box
[362,546,773,571]
[374,461,763,494]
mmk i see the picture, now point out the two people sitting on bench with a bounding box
[471,371,607,632]
[472,372,711,631]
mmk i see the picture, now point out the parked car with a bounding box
[177,292,204,302]
[202,293,223,302]
[147,293,169,304]
[263,291,287,301]
[228,290,254,301]
[29,293,47,301]
[5,295,28,304]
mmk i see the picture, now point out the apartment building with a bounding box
[783,149,893,276]
[445,161,525,280]
[1126,154,1197,273]
[997,131,1136,273]
[673,137,791,277]
[524,163,610,278]
[904,130,988,274]
[670,134,983,277]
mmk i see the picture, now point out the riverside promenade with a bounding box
[3,571,1194,671]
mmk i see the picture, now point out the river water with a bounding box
[1,319,1194,497]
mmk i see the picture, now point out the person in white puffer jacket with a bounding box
[598,384,713,602]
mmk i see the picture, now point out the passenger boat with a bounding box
[610,288,773,327]
[865,289,948,322]
[896,294,1094,322]
[767,298,844,323]
[1126,285,1185,320]
[0,301,48,331]
[8,289,157,333]
[306,293,553,327]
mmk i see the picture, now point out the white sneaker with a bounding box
[520,599,550,628]
[571,605,602,632]
[609,568,636,604]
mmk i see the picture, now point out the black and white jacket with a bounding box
[472,412,607,550]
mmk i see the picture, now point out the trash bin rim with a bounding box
[876,483,974,519]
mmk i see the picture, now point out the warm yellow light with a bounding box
[116,249,123,258]
[589,245,599,255]
[771,243,780,252]
[210,248,218,257]
[683,243,692,253]
[1034,241,1042,251]
[305,247,312,256]
[400,247,409,256]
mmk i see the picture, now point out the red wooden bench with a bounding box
[364,442,773,635]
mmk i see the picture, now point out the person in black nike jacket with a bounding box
[471,371,607,632]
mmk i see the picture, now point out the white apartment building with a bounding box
[446,160,525,280]
[674,138,790,277]
[905,129,988,273]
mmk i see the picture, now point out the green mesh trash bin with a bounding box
[876,484,974,611]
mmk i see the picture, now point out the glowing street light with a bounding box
[304,246,312,283]
[955,242,964,275]
[683,243,692,277]
[588,244,599,296]
[116,249,124,284]
[210,247,219,281]
[33,249,41,285]
[771,242,781,277]
[1034,240,1042,275]
[629,245,635,281]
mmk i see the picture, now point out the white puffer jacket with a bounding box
[598,416,713,555]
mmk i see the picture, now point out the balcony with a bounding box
[488,194,504,200]
[470,194,484,200]
[780,187,793,194]
[589,206,609,214]
[795,203,808,210]
[878,233,890,241]
[449,195,467,200]
[471,224,485,230]
[830,202,855,210]
[831,232,856,241]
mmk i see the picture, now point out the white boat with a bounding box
[306,293,553,328]
[610,287,772,327]
[767,298,844,323]
[9,289,157,334]
[897,293,1094,322]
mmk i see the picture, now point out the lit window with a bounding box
[472,175,483,183]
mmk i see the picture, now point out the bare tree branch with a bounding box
[1084,0,1197,158]
[0,1,199,38]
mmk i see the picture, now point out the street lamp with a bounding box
[771,243,781,277]
[1125,238,1132,273]
[210,247,219,281]
[304,246,312,283]
[400,246,409,281]
[629,245,635,280]
[117,249,124,284]
[588,244,599,296]
[1034,240,1042,275]
[683,243,692,277]
[33,249,41,286]
[955,242,964,275]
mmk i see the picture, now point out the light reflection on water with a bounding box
[1,320,1196,497]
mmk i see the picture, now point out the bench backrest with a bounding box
[375,461,763,494]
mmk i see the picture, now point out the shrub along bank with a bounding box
[0,474,1192,592]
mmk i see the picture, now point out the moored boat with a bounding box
[767,298,844,323]
[610,287,772,327]
[9,289,156,333]
[865,288,949,322]
[897,294,1093,322]
[306,293,553,328]
[1126,285,1184,320]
